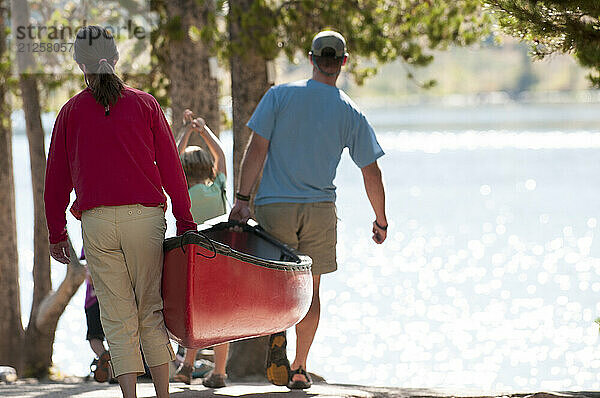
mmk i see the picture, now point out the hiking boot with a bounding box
[266,331,290,386]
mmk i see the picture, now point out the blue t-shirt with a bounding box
[247,79,384,205]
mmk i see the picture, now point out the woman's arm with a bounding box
[193,118,227,177]
[45,107,75,263]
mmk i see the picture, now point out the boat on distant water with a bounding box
[162,221,313,349]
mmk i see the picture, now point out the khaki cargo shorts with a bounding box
[254,201,337,275]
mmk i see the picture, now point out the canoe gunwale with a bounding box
[163,222,312,272]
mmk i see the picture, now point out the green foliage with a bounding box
[0,21,14,133]
[227,1,279,61]
[15,1,159,109]
[220,0,490,85]
[135,0,173,106]
[145,0,229,107]
[484,0,600,87]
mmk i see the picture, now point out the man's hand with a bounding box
[50,240,71,264]
[229,200,251,223]
[372,221,387,244]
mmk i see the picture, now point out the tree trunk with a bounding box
[229,1,273,192]
[20,76,52,305]
[165,0,220,137]
[227,0,274,380]
[0,0,24,374]
[36,239,86,333]
[12,0,53,378]
[29,240,86,377]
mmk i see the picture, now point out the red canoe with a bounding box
[162,221,313,349]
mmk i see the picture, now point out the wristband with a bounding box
[374,220,388,230]
[235,192,251,201]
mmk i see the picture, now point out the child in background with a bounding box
[81,248,114,384]
[173,109,229,388]
[85,272,113,383]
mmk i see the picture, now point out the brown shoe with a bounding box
[265,331,290,386]
[93,351,111,383]
[173,363,193,384]
[202,371,227,388]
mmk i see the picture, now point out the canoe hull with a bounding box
[162,224,313,349]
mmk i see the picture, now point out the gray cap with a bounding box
[310,30,347,57]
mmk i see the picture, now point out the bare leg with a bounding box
[183,348,197,366]
[117,373,138,398]
[149,363,170,398]
[90,340,113,382]
[174,348,196,384]
[213,343,229,375]
[290,275,321,382]
[89,338,107,357]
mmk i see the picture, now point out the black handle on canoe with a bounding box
[180,230,217,259]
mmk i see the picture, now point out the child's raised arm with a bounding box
[176,109,196,154]
[193,118,227,177]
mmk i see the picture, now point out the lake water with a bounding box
[11,100,600,391]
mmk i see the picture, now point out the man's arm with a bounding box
[229,132,269,222]
[361,160,388,244]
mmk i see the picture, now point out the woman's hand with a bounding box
[50,240,71,264]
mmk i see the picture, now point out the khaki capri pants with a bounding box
[255,201,338,275]
[81,204,175,377]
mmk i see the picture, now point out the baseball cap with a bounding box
[310,30,348,58]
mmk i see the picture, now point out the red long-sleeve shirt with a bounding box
[45,87,196,244]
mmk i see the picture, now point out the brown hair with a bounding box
[180,146,216,186]
[73,26,124,108]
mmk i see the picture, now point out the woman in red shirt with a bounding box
[44,26,196,398]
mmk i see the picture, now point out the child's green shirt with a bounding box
[188,172,226,224]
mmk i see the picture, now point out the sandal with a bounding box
[287,366,312,390]
[173,363,194,384]
[93,351,111,383]
[202,371,227,388]
[265,331,290,386]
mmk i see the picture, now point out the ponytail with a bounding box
[73,26,124,109]
[87,59,124,108]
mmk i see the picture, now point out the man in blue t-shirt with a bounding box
[230,30,388,390]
